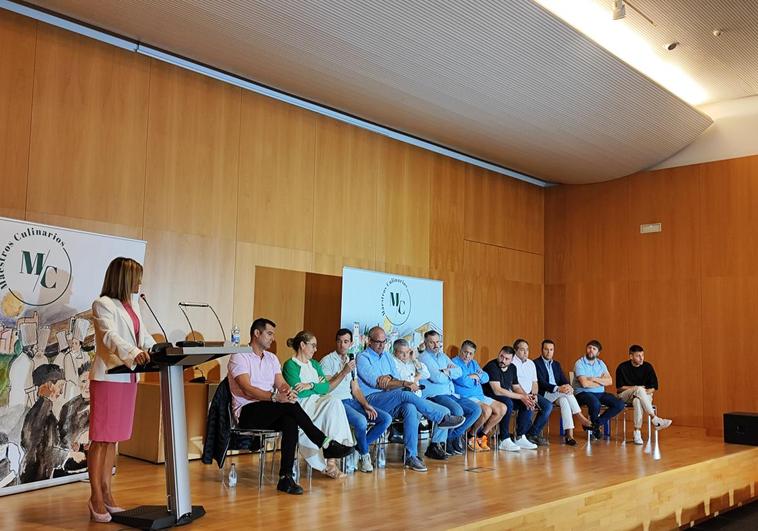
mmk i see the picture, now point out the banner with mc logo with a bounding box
[0,217,145,495]
[340,267,443,353]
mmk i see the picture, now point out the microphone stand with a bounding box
[139,294,173,354]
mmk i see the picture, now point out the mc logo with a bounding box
[0,226,72,307]
[381,278,411,326]
[20,251,59,289]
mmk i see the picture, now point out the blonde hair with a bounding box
[100,257,143,302]
[286,330,315,353]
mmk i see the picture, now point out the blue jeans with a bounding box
[342,398,392,455]
[575,392,625,425]
[366,389,450,458]
[529,394,554,436]
[491,396,533,438]
[428,395,482,442]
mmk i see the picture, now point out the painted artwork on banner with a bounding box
[0,217,145,495]
[340,267,443,352]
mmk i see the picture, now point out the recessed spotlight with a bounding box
[712,29,723,37]
[664,41,679,51]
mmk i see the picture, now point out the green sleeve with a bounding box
[282,359,302,389]
[310,360,330,395]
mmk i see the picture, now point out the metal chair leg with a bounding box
[621,408,627,446]
[644,414,652,454]
[653,429,661,460]
[258,440,265,489]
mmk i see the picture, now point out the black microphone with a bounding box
[347,352,356,381]
[139,294,173,354]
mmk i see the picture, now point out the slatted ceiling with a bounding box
[601,0,758,104]
[24,0,713,183]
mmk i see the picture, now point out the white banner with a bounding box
[0,216,145,495]
[340,267,443,352]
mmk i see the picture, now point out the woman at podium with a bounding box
[87,257,154,523]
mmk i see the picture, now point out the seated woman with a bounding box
[282,331,355,479]
[452,340,506,451]
[392,339,429,397]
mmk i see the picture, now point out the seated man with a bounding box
[357,327,464,472]
[482,346,535,451]
[419,331,481,458]
[533,339,593,446]
[616,344,672,444]
[511,339,553,446]
[320,328,393,473]
[229,318,353,495]
[452,339,507,451]
[573,340,625,439]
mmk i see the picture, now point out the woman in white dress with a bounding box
[282,331,354,479]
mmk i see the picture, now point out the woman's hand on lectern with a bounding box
[135,350,150,365]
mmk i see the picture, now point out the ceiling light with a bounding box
[664,41,679,51]
[534,0,709,105]
[612,0,626,20]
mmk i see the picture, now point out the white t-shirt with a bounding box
[320,351,353,401]
[511,356,538,395]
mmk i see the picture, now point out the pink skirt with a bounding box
[89,380,138,443]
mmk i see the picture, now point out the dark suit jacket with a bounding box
[533,357,570,396]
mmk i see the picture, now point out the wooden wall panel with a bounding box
[0,12,35,220]
[253,266,306,361]
[141,229,236,344]
[701,276,758,431]
[377,144,432,271]
[429,157,466,272]
[628,166,702,281]
[237,93,316,250]
[464,166,544,254]
[313,117,386,263]
[144,60,241,239]
[303,272,342,360]
[463,240,543,284]
[26,24,150,231]
[700,156,758,279]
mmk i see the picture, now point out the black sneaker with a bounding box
[323,440,354,459]
[276,475,304,495]
[438,414,465,429]
[527,434,549,446]
[404,455,428,472]
[446,438,464,455]
[564,436,577,446]
[424,442,448,460]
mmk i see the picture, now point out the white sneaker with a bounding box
[633,430,643,445]
[514,435,538,450]
[653,417,672,431]
[357,453,374,473]
[498,437,521,452]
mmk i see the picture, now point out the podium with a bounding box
[108,343,251,529]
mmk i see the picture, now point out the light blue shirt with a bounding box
[573,357,609,394]
[419,349,461,398]
[357,347,399,396]
[451,357,489,399]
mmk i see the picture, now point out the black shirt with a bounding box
[615,360,659,391]
[483,359,518,398]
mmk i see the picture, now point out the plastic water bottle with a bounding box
[228,463,237,487]
[231,324,240,346]
[345,450,356,473]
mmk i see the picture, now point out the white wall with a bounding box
[652,95,758,170]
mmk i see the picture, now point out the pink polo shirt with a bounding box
[228,350,281,419]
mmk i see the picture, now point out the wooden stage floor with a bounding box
[3,427,757,530]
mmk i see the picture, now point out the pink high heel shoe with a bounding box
[88,500,112,523]
[104,503,126,513]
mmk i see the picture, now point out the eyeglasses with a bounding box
[306,342,318,348]
[370,338,387,344]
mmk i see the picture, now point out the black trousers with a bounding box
[238,401,326,477]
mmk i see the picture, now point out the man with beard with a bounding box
[573,340,624,439]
